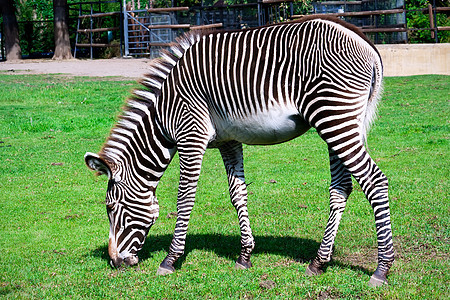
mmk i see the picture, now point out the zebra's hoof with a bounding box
[157,257,175,275]
[235,261,252,270]
[305,263,323,276]
[235,256,252,269]
[368,274,388,287]
[156,266,174,276]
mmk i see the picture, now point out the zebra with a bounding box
[85,16,394,287]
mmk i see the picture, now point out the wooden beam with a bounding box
[313,1,362,4]
[202,3,257,9]
[148,42,174,47]
[147,24,190,29]
[78,11,120,19]
[77,27,119,33]
[76,43,120,47]
[292,8,405,19]
[421,7,450,13]
[147,7,189,13]
[361,28,407,33]
[262,0,294,4]
[147,23,223,30]
[191,23,223,30]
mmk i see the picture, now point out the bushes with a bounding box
[406,0,450,43]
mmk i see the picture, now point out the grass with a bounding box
[0,74,448,299]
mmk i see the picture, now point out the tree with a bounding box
[52,0,72,59]
[0,0,22,60]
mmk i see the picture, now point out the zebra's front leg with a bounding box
[307,151,352,276]
[157,141,207,276]
[219,142,255,269]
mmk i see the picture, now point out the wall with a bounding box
[376,44,450,77]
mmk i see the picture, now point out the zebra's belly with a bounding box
[211,107,311,146]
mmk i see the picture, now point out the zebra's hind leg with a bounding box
[306,150,352,276]
[219,141,255,269]
[354,155,394,287]
[157,138,208,276]
[317,135,394,286]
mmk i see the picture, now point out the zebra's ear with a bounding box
[84,152,112,179]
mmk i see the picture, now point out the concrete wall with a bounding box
[376,44,450,77]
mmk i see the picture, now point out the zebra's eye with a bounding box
[106,202,116,211]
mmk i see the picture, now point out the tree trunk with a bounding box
[0,0,22,60]
[52,0,73,60]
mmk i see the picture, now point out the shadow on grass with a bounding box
[0,284,21,297]
[91,233,372,276]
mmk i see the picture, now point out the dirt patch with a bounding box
[394,235,449,262]
[0,58,153,79]
[332,246,378,275]
[315,287,343,300]
[259,280,276,290]
[332,235,449,273]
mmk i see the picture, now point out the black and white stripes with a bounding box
[85,16,393,286]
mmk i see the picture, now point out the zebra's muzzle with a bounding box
[108,234,140,268]
[110,254,139,268]
[110,256,123,268]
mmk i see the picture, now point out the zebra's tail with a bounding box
[362,56,384,144]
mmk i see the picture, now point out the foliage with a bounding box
[0,73,448,298]
[16,21,54,57]
[15,0,53,21]
[15,0,122,21]
[406,0,450,43]
[291,0,313,16]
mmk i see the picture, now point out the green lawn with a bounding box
[0,74,448,299]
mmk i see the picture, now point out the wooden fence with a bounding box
[293,5,450,42]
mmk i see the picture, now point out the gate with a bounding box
[123,6,190,58]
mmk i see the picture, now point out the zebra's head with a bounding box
[84,152,159,268]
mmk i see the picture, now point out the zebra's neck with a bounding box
[98,32,198,190]
[100,98,176,191]
[138,32,202,99]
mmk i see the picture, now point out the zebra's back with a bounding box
[149,17,382,146]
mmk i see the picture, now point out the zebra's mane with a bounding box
[99,32,204,161]
[133,31,204,102]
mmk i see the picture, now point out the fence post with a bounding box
[122,0,129,57]
[120,0,124,57]
[428,3,435,40]
[0,21,4,60]
[89,3,93,59]
[432,0,439,43]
